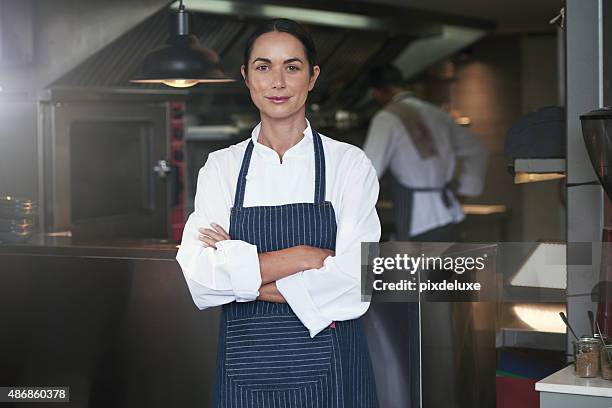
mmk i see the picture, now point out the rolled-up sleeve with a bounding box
[176,153,262,309]
[276,151,381,337]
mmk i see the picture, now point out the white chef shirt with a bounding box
[176,120,381,337]
[363,92,487,236]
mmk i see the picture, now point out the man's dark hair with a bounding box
[368,65,404,89]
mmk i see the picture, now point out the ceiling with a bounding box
[350,0,563,32]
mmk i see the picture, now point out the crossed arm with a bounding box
[198,223,334,303]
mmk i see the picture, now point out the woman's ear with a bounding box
[241,65,249,88]
[308,65,321,92]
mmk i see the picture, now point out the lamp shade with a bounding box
[131,3,234,87]
[505,106,565,159]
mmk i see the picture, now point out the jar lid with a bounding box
[574,336,600,344]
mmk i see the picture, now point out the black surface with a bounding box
[0,241,219,408]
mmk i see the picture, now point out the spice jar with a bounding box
[573,337,601,378]
[595,333,612,345]
[601,345,612,380]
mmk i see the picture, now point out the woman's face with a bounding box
[242,31,320,121]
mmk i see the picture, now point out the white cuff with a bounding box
[215,240,261,302]
[276,272,333,338]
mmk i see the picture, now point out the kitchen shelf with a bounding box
[513,158,566,174]
[497,328,566,351]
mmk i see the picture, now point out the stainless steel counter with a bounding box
[0,236,219,408]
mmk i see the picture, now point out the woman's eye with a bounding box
[287,65,300,71]
[255,65,269,71]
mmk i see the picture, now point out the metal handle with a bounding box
[153,160,172,178]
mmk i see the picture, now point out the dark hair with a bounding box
[368,65,404,89]
[243,18,317,76]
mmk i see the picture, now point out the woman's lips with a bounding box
[266,96,291,104]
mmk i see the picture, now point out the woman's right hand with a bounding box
[299,245,335,270]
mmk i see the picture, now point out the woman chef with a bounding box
[176,18,380,407]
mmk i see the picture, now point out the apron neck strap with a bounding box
[233,140,255,209]
[312,129,326,204]
[232,129,327,209]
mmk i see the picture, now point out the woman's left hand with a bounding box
[198,223,231,249]
[257,282,286,303]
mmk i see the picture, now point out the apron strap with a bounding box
[384,100,438,160]
[233,140,255,209]
[392,178,455,239]
[410,182,455,208]
[232,129,327,209]
[312,130,326,204]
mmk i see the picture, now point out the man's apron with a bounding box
[212,130,379,408]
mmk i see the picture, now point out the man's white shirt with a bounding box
[363,92,487,236]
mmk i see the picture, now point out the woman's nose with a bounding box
[271,69,286,89]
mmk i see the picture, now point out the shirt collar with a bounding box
[250,118,314,161]
[391,90,415,102]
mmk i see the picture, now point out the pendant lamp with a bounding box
[131,0,234,88]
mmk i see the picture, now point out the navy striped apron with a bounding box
[212,130,379,408]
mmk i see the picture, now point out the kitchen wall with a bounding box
[424,32,562,242]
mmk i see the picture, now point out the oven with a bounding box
[38,88,185,240]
